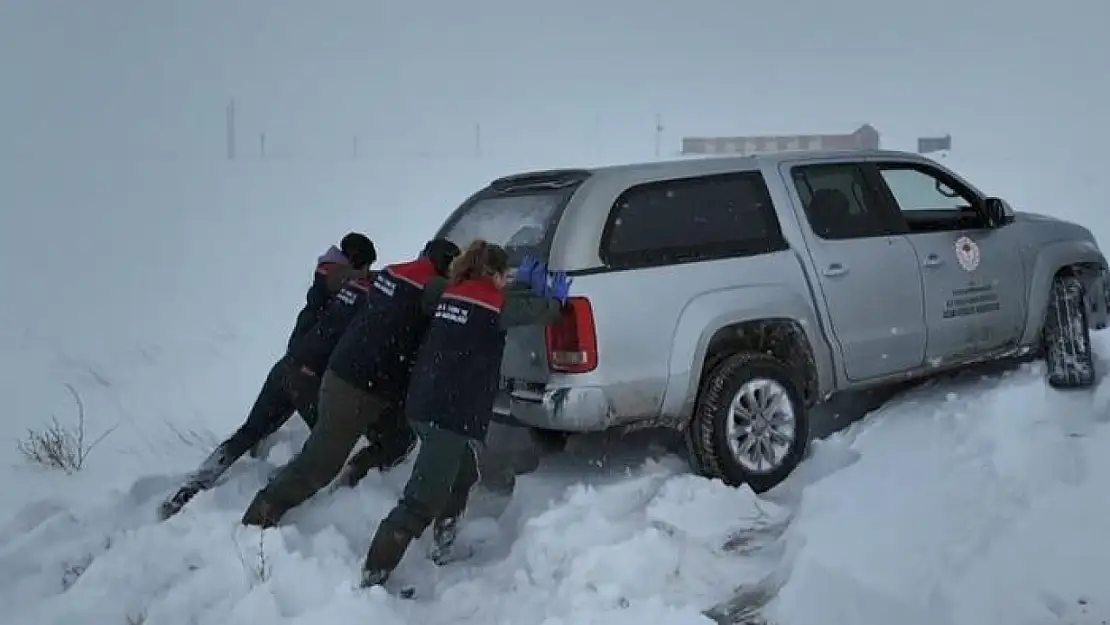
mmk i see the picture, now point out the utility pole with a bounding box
[474,123,482,159]
[259,133,266,158]
[654,113,664,158]
[225,99,236,160]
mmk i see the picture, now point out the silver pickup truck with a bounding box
[433,149,1110,492]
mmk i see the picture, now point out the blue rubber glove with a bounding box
[528,261,550,297]
[513,256,540,286]
[548,271,572,305]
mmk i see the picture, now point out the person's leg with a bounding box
[361,423,473,586]
[469,421,540,519]
[160,358,295,520]
[241,371,389,527]
[429,439,480,564]
[339,402,417,488]
[284,363,323,428]
[250,362,323,459]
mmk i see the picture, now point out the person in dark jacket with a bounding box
[333,254,553,492]
[329,238,470,490]
[285,233,377,349]
[247,234,377,460]
[360,240,570,588]
[240,238,470,527]
[158,235,376,521]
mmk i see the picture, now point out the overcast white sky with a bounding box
[1,0,1106,164]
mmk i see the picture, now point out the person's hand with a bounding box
[529,262,550,296]
[548,271,572,305]
[513,255,540,285]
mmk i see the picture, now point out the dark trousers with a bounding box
[248,370,414,517]
[361,422,545,579]
[186,355,320,490]
[475,421,542,498]
[380,422,480,537]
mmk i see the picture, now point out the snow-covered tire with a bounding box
[1043,274,1095,389]
[685,352,809,493]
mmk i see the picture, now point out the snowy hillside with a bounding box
[3,152,1110,625]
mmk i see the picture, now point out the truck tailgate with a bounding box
[501,325,551,384]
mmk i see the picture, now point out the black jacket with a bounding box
[326,257,441,402]
[286,275,375,375]
[407,277,563,440]
[286,246,368,349]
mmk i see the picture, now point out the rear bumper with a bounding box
[493,385,613,432]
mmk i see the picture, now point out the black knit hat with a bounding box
[340,232,376,269]
[421,238,462,276]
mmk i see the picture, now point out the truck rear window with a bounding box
[439,189,570,263]
[601,171,786,269]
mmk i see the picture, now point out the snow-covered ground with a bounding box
[3,153,1110,625]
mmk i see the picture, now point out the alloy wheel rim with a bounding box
[724,378,797,474]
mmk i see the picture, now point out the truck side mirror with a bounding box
[981,197,1014,228]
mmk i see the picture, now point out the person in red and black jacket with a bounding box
[360,240,570,589]
[240,238,469,527]
[157,234,378,521]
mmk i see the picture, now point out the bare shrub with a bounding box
[17,383,117,473]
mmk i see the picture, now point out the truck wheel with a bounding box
[1043,274,1095,388]
[685,352,809,493]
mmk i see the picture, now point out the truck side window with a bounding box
[791,163,900,240]
[875,163,985,233]
[601,172,787,269]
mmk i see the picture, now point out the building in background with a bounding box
[917,134,952,154]
[680,123,880,156]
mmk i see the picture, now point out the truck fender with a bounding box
[1019,239,1108,345]
[660,283,835,420]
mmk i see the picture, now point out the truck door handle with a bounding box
[923,254,944,268]
[823,263,848,277]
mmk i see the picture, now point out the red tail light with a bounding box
[545,296,598,373]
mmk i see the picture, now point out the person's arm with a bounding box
[420,276,448,315]
[499,286,563,329]
[325,264,370,293]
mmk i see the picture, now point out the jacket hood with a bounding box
[317,245,349,265]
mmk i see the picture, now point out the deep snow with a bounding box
[4,153,1110,625]
[6,344,1110,625]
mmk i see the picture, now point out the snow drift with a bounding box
[5,342,1110,625]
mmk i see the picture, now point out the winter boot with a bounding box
[338,439,409,489]
[158,483,201,521]
[360,525,415,588]
[428,515,472,565]
[241,495,284,528]
[158,446,232,520]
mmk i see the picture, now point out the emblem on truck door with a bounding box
[955,236,981,272]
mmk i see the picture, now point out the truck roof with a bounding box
[489,149,935,188]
